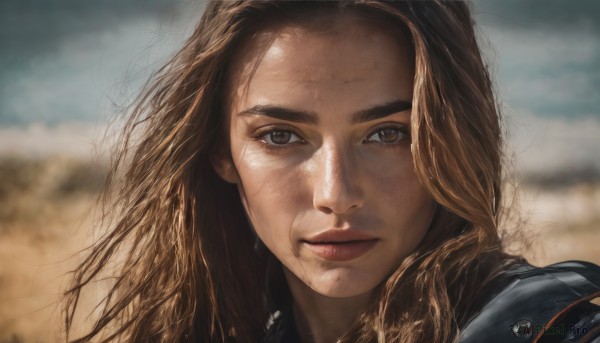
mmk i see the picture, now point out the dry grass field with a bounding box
[0,156,106,343]
[0,156,598,342]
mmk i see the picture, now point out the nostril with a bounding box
[315,201,361,216]
[315,205,333,215]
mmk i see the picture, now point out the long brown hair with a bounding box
[64,1,524,342]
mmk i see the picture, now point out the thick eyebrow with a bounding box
[238,105,319,125]
[351,100,412,124]
[237,99,412,125]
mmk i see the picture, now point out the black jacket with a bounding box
[262,261,600,343]
[460,260,600,343]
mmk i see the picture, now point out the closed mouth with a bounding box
[305,239,378,244]
[305,228,377,244]
[302,239,379,261]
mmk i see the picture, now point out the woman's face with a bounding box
[214,16,434,298]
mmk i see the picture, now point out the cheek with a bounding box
[235,148,306,202]
[365,149,433,230]
[363,148,419,195]
[232,146,309,244]
[377,164,428,205]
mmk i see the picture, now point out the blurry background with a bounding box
[0,0,598,341]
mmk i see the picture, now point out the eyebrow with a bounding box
[239,105,319,125]
[237,99,412,125]
[353,100,412,124]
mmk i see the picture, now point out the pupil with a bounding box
[271,131,291,144]
[379,129,399,142]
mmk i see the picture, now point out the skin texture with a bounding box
[213,14,435,343]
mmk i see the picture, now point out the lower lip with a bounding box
[303,240,379,261]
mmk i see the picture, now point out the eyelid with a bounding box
[367,123,410,137]
[251,125,306,149]
[364,123,410,144]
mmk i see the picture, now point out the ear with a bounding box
[209,145,240,184]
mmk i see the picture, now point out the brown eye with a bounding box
[366,127,406,144]
[261,129,303,146]
[270,131,292,145]
[378,128,400,143]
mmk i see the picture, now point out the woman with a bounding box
[63,1,600,342]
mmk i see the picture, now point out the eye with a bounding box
[365,127,407,144]
[261,129,303,146]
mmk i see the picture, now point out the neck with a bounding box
[283,267,374,343]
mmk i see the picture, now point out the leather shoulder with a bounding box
[459,260,600,343]
[261,309,302,343]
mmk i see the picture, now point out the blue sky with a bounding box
[0,0,598,174]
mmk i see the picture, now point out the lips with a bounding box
[302,229,379,261]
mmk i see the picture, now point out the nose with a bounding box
[312,142,364,215]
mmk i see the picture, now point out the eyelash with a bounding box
[364,125,410,148]
[252,125,410,151]
[252,126,306,151]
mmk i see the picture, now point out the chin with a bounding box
[309,268,381,298]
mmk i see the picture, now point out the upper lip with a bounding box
[304,229,378,244]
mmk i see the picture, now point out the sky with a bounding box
[0,0,598,176]
[473,0,600,175]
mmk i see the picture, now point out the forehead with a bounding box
[224,12,414,114]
